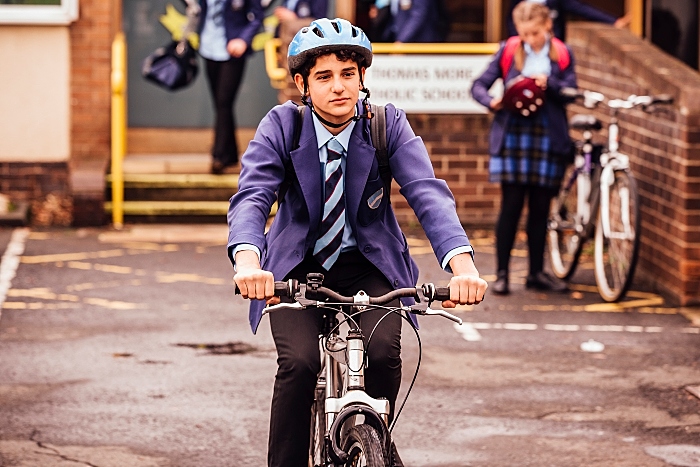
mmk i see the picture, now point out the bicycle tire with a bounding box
[342,424,388,467]
[594,169,640,302]
[309,385,326,467]
[548,164,586,279]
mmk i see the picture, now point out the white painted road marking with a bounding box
[0,228,30,319]
[453,320,697,341]
[453,322,482,341]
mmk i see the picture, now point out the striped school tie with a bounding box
[313,137,346,270]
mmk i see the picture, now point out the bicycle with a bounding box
[259,273,462,467]
[547,89,673,302]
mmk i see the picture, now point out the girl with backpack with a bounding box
[471,1,577,295]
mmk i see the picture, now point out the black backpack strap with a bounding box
[277,105,305,205]
[370,104,391,199]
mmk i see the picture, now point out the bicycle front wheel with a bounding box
[548,164,586,279]
[342,424,388,467]
[594,169,641,302]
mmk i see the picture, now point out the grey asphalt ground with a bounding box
[0,224,698,467]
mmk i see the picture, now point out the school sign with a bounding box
[365,54,500,114]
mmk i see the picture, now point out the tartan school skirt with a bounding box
[489,112,566,190]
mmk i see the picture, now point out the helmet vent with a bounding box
[312,27,324,38]
[351,27,358,37]
[331,21,341,33]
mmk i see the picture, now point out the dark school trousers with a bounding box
[267,250,403,467]
[204,56,246,167]
[496,182,557,275]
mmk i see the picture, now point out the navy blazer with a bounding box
[507,0,616,39]
[228,101,471,333]
[383,0,444,43]
[198,0,264,54]
[283,0,328,19]
[470,40,578,157]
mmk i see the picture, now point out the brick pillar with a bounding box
[69,0,117,226]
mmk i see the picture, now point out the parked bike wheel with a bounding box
[594,169,640,302]
[548,165,585,279]
[309,385,326,466]
[342,424,388,467]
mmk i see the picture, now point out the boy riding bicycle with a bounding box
[228,18,487,466]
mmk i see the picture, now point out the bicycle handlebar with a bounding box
[235,275,464,324]
[561,88,673,111]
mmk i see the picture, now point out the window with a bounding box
[0,0,78,25]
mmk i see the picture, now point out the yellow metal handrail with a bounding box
[265,38,289,89]
[263,40,500,88]
[110,32,127,228]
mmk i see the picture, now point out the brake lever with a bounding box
[424,307,463,325]
[406,302,464,325]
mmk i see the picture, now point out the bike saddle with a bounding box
[570,114,602,131]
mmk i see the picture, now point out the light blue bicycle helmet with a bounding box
[287,18,373,76]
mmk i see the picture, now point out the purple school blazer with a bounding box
[227,101,472,333]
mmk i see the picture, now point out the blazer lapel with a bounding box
[345,123,376,226]
[289,108,322,230]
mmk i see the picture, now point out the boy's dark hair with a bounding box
[295,49,368,82]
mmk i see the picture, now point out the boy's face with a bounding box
[294,54,365,130]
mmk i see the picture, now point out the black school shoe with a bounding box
[491,270,509,295]
[525,271,568,292]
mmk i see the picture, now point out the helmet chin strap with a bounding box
[301,84,373,129]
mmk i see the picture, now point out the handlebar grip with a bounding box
[432,286,451,302]
[234,279,299,297]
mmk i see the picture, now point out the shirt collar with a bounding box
[312,111,356,153]
[523,41,550,57]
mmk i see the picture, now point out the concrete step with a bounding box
[107,154,245,221]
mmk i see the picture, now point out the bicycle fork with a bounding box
[599,157,633,240]
[322,329,392,464]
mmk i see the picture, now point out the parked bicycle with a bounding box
[258,273,462,467]
[548,89,673,302]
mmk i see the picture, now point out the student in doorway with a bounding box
[471,2,577,295]
[198,0,263,174]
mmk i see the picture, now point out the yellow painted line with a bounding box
[2,302,81,310]
[7,288,80,302]
[21,249,125,264]
[27,232,51,240]
[406,237,429,246]
[408,246,433,255]
[120,242,180,252]
[679,308,700,326]
[83,297,144,310]
[67,280,140,292]
[583,297,665,312]
[155,272,226,285]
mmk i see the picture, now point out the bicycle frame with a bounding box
[317,305,393,465]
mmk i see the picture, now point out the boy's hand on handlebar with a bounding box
[233,250,279,305]
[444,252,488,307]
[444,274,487,307]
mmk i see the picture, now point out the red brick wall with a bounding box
[567,23,700,306]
